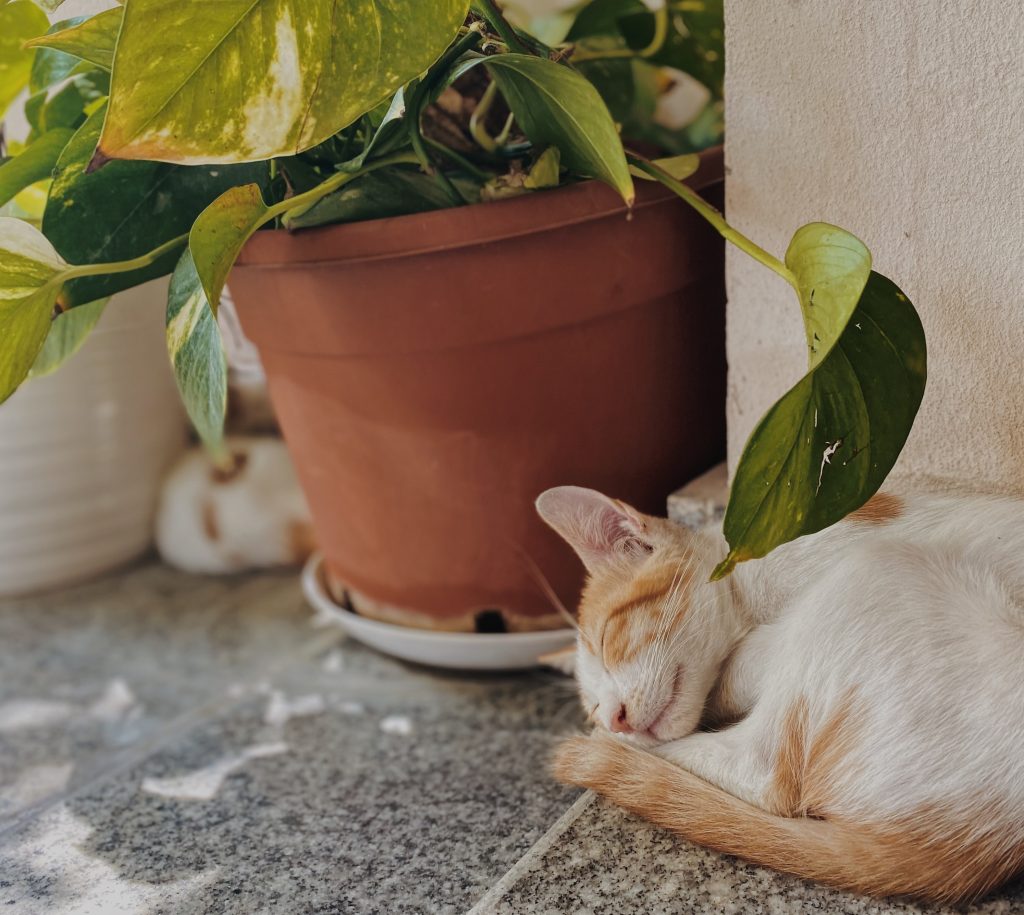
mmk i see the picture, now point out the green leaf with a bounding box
[524,146,561,189]
[43,103,270,306]
[29,295,106,376]
[166,249,226,453]
[284,165,467,229]
[0,128,74,208]
[629,153,698,182]
[566,0,643,41]
[96,0,469,166]
[29,17,88,93]
[713,227,926,579]
[0,1,48,117]
[483,54,634,204]
[576,56,658,134]
[0,217,66,403]
[189,183,270,314]
[785,223,872,369]
[34,69,109,134]
[24,7,122,71]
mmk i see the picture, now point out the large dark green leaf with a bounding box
[713,247,926,578]
[96,0,469,165]
[43,104,270,306]
[165,249,226,453]
[0,128,74,208]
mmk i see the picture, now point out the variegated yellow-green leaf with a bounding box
[0,217,67,403]
[96,0,469,166]
[29,296,107,377]
[166,249,227,453]
[24,6,122,71]
[713,225,925,579]
[0,128,74,208]
[484,54,634,205]
[0,1,48,117]
[189,184,270,314]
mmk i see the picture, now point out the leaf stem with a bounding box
[57,232,189,282]
[627,154,797,287]
[469,81,500,152]
[571,4,670,63]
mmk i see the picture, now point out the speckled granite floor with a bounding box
[2,553,1023,914]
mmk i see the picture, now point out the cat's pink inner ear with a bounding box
[535,486,648,571]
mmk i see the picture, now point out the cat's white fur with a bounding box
[538,486,1024,901]
[155,437,314,574]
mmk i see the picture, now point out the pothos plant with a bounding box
[0,0,924,580]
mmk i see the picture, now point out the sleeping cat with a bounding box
[536,485,1024,903]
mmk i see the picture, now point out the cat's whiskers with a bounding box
[637,546,699,701]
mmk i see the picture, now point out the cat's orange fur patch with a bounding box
[288,520,316,564]
[593,564,690,667]
[849,492,904,524]
[767,691,860,817]
[552,732,1024,903]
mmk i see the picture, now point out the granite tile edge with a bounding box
[466,791,596,915]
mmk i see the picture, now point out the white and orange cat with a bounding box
[537,485,1024,903]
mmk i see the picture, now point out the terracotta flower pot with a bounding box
[230,146,726,633]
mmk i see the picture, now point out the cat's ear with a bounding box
[535,486,652,573]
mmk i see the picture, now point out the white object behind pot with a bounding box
[0,280,186,595]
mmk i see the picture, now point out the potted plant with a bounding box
[0,1,924,639]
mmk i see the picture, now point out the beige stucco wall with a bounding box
[725,1,1024,494]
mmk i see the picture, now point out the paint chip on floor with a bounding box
[379,715,413,736]
[0,699,75,732]
[141,742,288,801]
[339,701,365,716]
[321,650,344,672]
[264,691,326,726]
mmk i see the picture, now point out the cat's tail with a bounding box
[552,735,1011,904]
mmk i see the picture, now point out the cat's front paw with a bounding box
[551,731,630,789]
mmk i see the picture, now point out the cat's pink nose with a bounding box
[610,704,635,734]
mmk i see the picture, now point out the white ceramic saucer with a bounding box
[301,554,576,671]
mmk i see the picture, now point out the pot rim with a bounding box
[237,145,724,268]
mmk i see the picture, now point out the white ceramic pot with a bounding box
[0,280,187,595]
